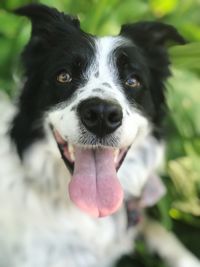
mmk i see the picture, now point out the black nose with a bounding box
[78,98,123,137]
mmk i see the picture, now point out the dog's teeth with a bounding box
[114,149,119,163]
[68,144,75,161]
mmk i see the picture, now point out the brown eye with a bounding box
[57,71,72,84]
[125,76,141,88]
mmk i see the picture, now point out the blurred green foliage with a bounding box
[0,0,200,265]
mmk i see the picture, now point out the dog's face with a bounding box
[49,36,149,149]
[12,4,185,217]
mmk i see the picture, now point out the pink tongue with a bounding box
[68,148,123,217]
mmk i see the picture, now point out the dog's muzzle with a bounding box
[51,98,130,218]
[78,97,123,137]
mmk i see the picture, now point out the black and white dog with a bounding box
[0,4,199,267]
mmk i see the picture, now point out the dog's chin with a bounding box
[52,128,129,218]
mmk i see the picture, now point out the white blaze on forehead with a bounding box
[77,36,133,108]
[73,36,132,115]
[95,36,128,77]
[85,36,131,82]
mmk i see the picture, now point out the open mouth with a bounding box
[52,129,129,217]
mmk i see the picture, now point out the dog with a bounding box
[0,4,200,267]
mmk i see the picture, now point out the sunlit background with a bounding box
[0,0,200,266]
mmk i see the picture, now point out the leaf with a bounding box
[169,42,200,70]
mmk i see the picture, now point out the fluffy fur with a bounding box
[0,4,199,267]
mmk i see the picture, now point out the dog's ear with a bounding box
[14,4,81,72]
[14,4,80,45]
[120,21,186,48]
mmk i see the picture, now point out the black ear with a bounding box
[14,4,80,43]
[120,21,186,48]
[14,4,81,72]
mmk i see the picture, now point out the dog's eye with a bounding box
[57,71,72,84]
[125,75,141,89]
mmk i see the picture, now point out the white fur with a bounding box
[118,135,165,198]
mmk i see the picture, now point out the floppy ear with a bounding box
[120,21,186,48]
[14,4,80,46]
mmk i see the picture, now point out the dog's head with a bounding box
[11,4,185,217]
